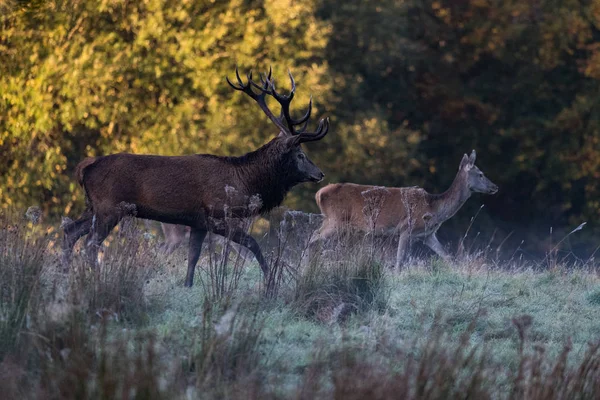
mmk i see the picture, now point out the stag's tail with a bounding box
[74,157,98,186]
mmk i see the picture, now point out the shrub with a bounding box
[587,287,600,306]
[68,216,160,323]
[293,245,389,323]
[32,316,175,399]
[0,214,46,360]
[298,314,600,400]
[189,301,268,398]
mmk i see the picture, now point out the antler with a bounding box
[227,67,329,143]
[226,67,286,133]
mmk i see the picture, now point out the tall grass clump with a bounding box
[29,317,177,400]
[297,314,600,399]
[197,191,265,301]
[293,245,389,323]
[189,301,267,398]
[0,214,46,360]
[68,215,159,323]
[292,187,394,323]
[199,230,253,302]
[325,319,495,399]
[263,209,320,299]
[508,314,600,399]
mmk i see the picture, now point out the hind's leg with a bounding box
[62,211,94,265]
[307,218,340,262]
[394,231,410,270]
[160,223,188,255]
[424,233,450,262]
[85,212,120,267]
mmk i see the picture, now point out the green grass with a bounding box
[1,217,600,398]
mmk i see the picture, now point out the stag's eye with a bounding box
[479,172,484,177]
[297,153,305,160]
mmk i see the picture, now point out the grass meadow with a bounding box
[1,211,600,399]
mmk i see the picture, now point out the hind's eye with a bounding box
[297,153,305,160]
[479,173,484,177]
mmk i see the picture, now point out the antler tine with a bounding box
[288,70,296,97]
[236,66,243,83]
[227,67,289,134]
[269,70,314,134]
[298,117,329,143]
[250,77,270,92]
[293,96,312,126]
[247,70,272,94]
[226,66,245,90]
[227,66,329,140]
[248,66,273,93]
[259,66,272,86]
[295,118,310,134]
[225,76,239,90]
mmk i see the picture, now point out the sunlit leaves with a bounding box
[0,0,331,216]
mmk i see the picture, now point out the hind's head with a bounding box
[459,150,498,195]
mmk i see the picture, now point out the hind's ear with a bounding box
[459,154,471,170]
[468,149,476,165]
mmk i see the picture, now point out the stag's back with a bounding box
[79,153,240,219]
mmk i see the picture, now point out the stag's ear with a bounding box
[468,149,476,166]
[284,135,301,148]
[459,154,471,170]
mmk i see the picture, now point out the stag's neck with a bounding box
[234,140,294,213]
[430,172,471,223]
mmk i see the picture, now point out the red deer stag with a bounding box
[311,151,497,268]
[63,67,329,287]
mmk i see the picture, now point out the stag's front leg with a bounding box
[394,231,410,270]
[211,224,269,278]
[424,233,451,262]
[185,228,207,287]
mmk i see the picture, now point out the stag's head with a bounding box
[227,67,328,183]
[459,150,498,195]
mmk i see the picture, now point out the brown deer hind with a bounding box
[311,150,497,268]
[63,67,330,287]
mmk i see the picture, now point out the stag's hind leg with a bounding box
[84,212,121,266]
[186,228,207,287]
[62,211,94,265]
[185,228,207,287]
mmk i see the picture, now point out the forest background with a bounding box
[2,0,600,259]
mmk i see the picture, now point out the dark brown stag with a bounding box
[63,67,329,287]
